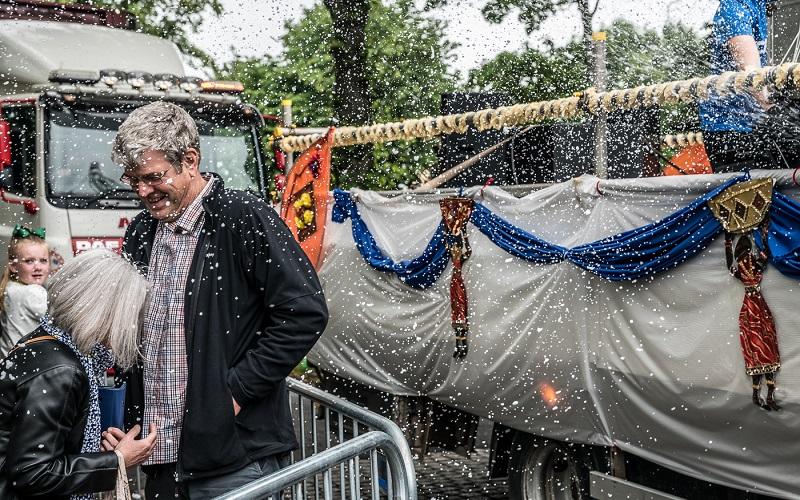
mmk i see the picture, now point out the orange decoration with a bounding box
[663,144,712,176]
[280,128,334,269]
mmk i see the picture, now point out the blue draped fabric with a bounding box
[332,176,772,284]
[766,191,800,279]
[332,189,449,289]
[565,177,744,280]
[469,203,567,263]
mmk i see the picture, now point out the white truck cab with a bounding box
[0,7,267,270]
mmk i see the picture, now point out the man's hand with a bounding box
[233,397,242,416]
[101,424,158,466]
[753,87,773,112]
[727,35,773,111]
[101,426,127,452]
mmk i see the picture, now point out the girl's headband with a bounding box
[12,224,46,240]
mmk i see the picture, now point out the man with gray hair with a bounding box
[110,101,328,498]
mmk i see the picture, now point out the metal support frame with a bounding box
[593,31,608,179]
[282,98,294,175]
[215,432,406,500]
[213,378,417,500]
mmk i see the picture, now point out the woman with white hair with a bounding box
[0,249,157,500]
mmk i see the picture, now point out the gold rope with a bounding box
[662,132,704,148]
[277,63,800,152]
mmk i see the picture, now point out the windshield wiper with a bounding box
[73,187,139,209]
[69,161,139,208]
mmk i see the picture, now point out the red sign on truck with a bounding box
[71,237,123,255]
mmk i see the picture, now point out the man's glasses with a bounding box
[120,166,174,189]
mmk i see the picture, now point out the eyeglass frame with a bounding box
[119,165,175,189]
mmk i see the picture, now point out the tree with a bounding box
[467,20,708,99]
[61,0,224,70]
[466,20,709,133]
[466,40,588,103]
[323,0,373,178]
[221,1,458,190]
[485,0,598,75]
[428,0,599,79]
[324,0,372,128]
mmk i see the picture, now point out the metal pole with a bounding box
[414,125,535,191]
[593,31,608,179]
[282,98,294,174]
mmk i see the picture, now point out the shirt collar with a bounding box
[164,175,215,234]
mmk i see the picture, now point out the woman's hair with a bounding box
[0,235,48,314]
[111,101,200,172]
[46,249,148,369]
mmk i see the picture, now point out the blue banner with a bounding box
[332,189,449,288]
[765,191,800,279]
[331,176,800,286]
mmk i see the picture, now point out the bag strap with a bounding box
[113,450,133,500]
[8,335,57,356]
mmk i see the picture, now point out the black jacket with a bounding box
[0,329,118,499]
[123,178,328,481]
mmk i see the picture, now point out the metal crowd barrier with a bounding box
[215,378,418,500]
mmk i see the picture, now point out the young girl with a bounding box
[0,225,48,356]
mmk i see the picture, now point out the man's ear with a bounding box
[182,148,200,173]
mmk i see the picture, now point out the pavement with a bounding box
[283,448,508,500]
[128,446,508,499]
[415,449,509,500]
[286,383,509,499]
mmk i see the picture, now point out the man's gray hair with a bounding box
[46,249,148,369]
[111,101,200,171]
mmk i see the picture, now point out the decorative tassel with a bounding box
[451,263,468,358]
[711,182,781,412]
[724,229,782,412]
[440,197,474,360]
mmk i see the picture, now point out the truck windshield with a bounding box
[46,104,262,208]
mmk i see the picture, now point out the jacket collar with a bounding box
[199,172,225,215]
[167,175,217,234]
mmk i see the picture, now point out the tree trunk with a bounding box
[324,0,373,184]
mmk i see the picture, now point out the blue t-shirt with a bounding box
[698,0,769,133]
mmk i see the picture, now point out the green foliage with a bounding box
[466,20,709,132]
[220,1,457,190]
[363,139,440,190]
[61,0,223,70]
[480,0,575,34]
[424,0,577,34]
[604,20,709,89]
[466,41,589,103]
[220,5,335,127]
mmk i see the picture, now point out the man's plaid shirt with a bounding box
[141,178,214,465]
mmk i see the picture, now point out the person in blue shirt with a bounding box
[699,0,792,171]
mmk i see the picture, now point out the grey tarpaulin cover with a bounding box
[311,171,800,498]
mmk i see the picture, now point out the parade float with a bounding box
[279,65,800,499]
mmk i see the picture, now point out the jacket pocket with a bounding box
[181,384,249,475]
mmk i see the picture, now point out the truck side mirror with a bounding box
[0,118,11,169]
